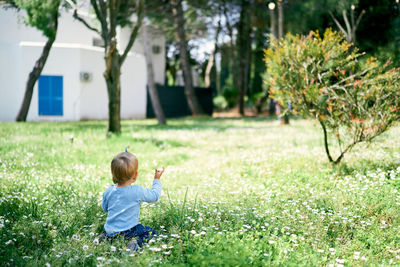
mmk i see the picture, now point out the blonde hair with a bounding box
[111,152,138,185]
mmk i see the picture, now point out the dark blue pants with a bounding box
[106,224,157,247]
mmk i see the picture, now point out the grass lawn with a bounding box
[1,117,400,266]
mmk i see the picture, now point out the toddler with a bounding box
[101,151,164,250]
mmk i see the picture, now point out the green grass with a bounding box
[0,117,399,266]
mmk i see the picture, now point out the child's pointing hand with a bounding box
[154,167,165,180]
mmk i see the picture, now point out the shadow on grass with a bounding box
[332,158,400,177]
[16,115,302,134]
[130,115,294,132]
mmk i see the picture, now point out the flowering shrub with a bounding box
[264,29,400,164]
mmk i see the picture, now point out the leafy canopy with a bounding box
[9,0,61,40]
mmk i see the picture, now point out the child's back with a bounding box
[102,181,161,235]
[101,151,164,249]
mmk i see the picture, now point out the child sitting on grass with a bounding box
[101,151,164,251]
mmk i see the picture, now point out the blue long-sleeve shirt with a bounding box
[102,179,162,236]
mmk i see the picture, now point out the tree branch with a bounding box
[354,10,366,31]
[109,0,119,39]
[342,10,352,41]
[119,0,144,65]
[72,9,100,35]
[91,0,109,42]
[329,11,347,37]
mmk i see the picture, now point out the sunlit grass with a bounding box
[0,117,399,266]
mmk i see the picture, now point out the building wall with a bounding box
[23,44,81,121]
[120,53,147,119]
[79,48,147,120]
[0,9,97,46]
[79,48,109,120]
[0,7,157,121]
[0,42,146,121]
[0,43,21,121]
[119,26,166,84]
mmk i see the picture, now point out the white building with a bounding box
[0,8,165,121]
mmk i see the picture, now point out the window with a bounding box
[38,75,63,116]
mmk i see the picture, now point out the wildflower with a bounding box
[149,247,161,252]
[93,238,99,245]
[110,246,116,252]
[190,230,196,235]
[336,258,345,264]
[96,257,106,261]
[268,240,275,244]
[82,245,89,250]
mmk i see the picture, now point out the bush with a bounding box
[213,95,228,111]
[264,29,400,164]
[223,88,239,108]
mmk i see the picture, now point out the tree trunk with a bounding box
[171,0,203,115]
[223,4,240,101]
[16,18,58,121]
[237,3,245,115]
[243,25,252,100]
[277,0,289,124]
[142,24,166,125]
[253,29,267,114]
[237,0,251,116]
[319,120,334,163]
[269,5,277,39]
[104,40,121,133]
[205,20,221,88]
[277,0,284,39]
[281,114,289,124]
[205,53,215,89]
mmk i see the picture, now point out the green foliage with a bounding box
[250,92,266,106]
[222,87,238,109]
[213,95,228,111]
[10,0,61,40]
[264,29,400,163]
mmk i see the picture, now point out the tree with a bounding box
[269,0,289,123]
[171,0,203,115]
[265,29,400,164]
[236,0,252,116]
[328,0,365,44]
[142,20,166,125]
[72,0,144,133]
[3,0,62,121]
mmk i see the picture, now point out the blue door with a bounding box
[38,75,63,116]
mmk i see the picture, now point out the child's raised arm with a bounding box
[138,168,164,203]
